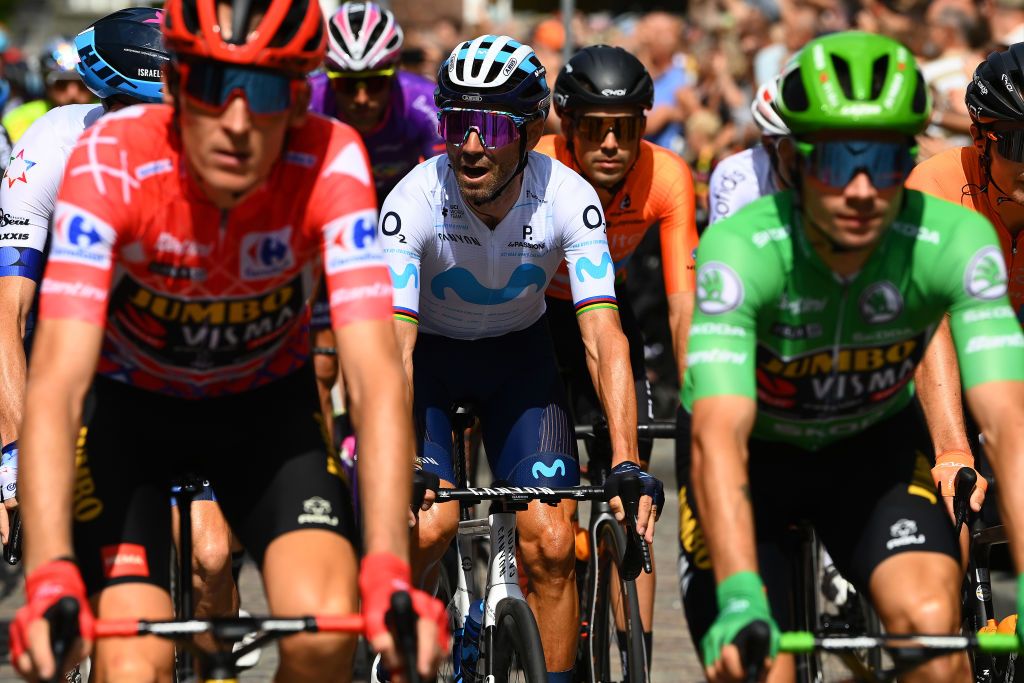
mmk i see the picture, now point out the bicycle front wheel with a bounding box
[586,519,647,683]
[489,597,548,683]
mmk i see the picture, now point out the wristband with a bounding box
[716,571,769,612]
[931,450,987,497]
[0,441,17,502]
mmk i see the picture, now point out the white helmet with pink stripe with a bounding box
[326,2,403,72]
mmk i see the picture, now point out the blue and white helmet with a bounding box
[435,35,550,117]
[74,7,168,104]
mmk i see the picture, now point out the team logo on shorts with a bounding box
[964,246,1008,300]
[859,281,903,324]
[297,496,339,527]
[886,518,925,550]
[697,262,743,314]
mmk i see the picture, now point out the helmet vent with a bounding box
[181,0,200,34]
[268,0,307,48]
[871,55,890,100]
[831,55,853,100]
[781,70,809,112]
[303,21,324,54]
[912,71,928,114]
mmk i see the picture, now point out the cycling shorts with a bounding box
[546,285,655,465]
[678,404,958,642]
[414,318,578,487]
[73,366,356,594]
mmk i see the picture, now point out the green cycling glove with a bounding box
[700,571,781,669]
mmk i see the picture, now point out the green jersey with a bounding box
[683,189,1024,450]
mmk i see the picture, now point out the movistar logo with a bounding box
[575,253,613,282]
[532,459,566,479]
[389,264,419,290]
[430,264,546,305]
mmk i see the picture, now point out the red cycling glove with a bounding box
[10,559,95,670]
[359,553,449,652]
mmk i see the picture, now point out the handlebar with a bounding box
[414,472,654,577]
[574,421,678,440]
[44,597,80,683]
[5,505,22,565]
[952,466,977,535]
[779,631,1021,655]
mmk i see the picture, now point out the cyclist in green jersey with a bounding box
[686,32,1024,683]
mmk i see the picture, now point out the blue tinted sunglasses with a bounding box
[180,60,299,116]
[796,139,916,189]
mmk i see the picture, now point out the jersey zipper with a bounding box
[218,209,229,250]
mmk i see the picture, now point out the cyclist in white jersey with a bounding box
[707,79,793,225]
[0,8,256,665]
[380,35,664,682]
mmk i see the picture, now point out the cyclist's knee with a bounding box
[519,514,575,583]
[414,502,458,552]
[94,639,174,682]
[191,523,233,582]
[277,631,356,680]
[883,592,959,634]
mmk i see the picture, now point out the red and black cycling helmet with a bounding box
[162,0,326,76]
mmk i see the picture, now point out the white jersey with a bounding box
[379,152,618,340]
[708,145,777,225]
[0,104,103,281]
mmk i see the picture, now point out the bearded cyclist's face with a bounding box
[447,116,544,207]
[799,133,906,252]
[568,106,645,189]
[332,74,394,133]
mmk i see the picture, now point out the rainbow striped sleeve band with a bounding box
[393,307,419,325]
[574,295,618,317]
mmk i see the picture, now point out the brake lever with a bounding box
[953,466,977,535]
[385,590,421,683]
[4,505,22,565]
[618,473,652,580]
[43,596,80,683]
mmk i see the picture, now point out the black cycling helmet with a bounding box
[966,42,1024,124]
[553,45,653,118]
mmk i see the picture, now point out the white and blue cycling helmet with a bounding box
[435,34,550,117]
[74,7,169,104]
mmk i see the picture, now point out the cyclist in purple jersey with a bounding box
[309,2,444,444]
[309,69,442,200]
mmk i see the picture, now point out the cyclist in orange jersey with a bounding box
[907,43,1024,327]
[536,44,698,668]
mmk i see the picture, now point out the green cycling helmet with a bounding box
[775,31,930,137]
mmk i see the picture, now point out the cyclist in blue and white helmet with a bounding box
[434,34,551,205]
[75,7,168,107]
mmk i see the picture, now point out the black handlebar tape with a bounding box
[411,470,439,511]
[385,590,421,683]
[43,596,80,683]
[953,466,977,534]
[733,620,770,683]
[4,506,21,565]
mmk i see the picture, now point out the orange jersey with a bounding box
[906,146,1024,326]
[534,135,697,299]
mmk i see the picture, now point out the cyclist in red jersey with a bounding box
[9,1,445,681]
[535,45,698,666]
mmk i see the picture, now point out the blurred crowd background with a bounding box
[0,0,1014,412]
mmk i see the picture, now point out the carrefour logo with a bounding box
[240,227,294,280]
[50,208,114,269]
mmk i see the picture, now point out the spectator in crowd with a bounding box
[918,2,986,156]
[636,12,690,154]
[988,0,1024,47]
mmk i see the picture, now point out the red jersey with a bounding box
[534,135,698,300]
[40,105,392,398]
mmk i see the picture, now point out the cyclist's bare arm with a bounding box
[0,276,35,448]
[965,381,1024,572]
[392,320,418,400]
[20,318,101,571]
[667,291,695,381]
[337,317,416,559]
[691,394,758,581]
[577,307,639,464]
[915,317,971,455]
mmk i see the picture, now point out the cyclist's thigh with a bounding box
[479,321,579,488]
[73,377,174,596]
[203,366,359,567]
[411,332,461,485]
[810,409,959,592]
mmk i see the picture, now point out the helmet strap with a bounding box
[978,135,1019,206]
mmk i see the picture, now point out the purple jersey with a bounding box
[309,70,444,204]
